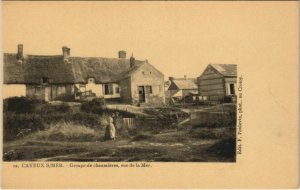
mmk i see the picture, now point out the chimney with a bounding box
[62,46,70,62]
[17,44,23,63]
[169,76,174,81]
[184,75,187,80]
[118,50,126,59]
[130,53,135,67]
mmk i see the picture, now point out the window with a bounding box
[145,86,152,94]
[229,84,235,95]
[42,77,49,85]
[115,87,120,94]
[104,84,113,95]
[35,86,42,94]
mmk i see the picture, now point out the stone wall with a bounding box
[130,63,165,106]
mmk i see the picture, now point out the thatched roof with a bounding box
[3,53,148,84]
[3,54,25,84]
[70,57,144,83]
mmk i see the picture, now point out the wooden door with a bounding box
[138,86,145,103]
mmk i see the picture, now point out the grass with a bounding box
[3,97,237,162]
[28,122,102,142]
[3,126,236,162]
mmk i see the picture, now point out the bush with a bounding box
[29,122,100,142]
[3,113,45,142]
[3,96,45,113]
[40,103,71,114]
[3,111,107,142]
[80,98,106,113]
[81,98,135,118]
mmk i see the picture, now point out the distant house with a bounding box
[3,44,165,106]
[166,76,198,103]
[197,64,237,102]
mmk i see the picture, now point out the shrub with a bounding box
[81,99,135,117]
[3,113,45,142]
[40,103,71,114]
[3,111,107,142]
[29,122,100,142]
[80,98,106,114]
[3,96,45,113]
[54,94,74,102]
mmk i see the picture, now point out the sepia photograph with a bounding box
[1,1,299,189]
[3,2,237,162]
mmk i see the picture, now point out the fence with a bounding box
[119,116,178,129]
[120,118,136,129]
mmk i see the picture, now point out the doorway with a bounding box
[138,86,145,103]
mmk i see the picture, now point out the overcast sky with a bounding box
[3,1,297,79]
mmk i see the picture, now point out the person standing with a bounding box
[112,112,119,135]
[104,113,116,141]
[108,113,116,140]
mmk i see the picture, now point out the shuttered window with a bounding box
[145,86,152,94]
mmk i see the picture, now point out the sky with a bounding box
[2,1,298,79]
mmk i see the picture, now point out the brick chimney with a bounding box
[169,76,175,81]
[118,50,126,59]
[62,46,70,62]
[130,53,135,67]
[17,44,23,63]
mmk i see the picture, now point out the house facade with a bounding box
[197,64,237,102]
[3,44,165,106]
[166,77,198,104]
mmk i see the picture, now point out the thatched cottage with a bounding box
[197,64,237,102]
[3,44,165,106]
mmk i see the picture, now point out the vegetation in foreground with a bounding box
[3,96,236,162]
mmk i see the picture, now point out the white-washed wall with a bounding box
[103,83,121,99]
[75,82,120,99]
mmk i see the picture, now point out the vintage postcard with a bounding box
[1,1,299,189]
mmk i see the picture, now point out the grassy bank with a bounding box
[3,97,236,162]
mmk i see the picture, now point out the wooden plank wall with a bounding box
[198,66,225,101]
